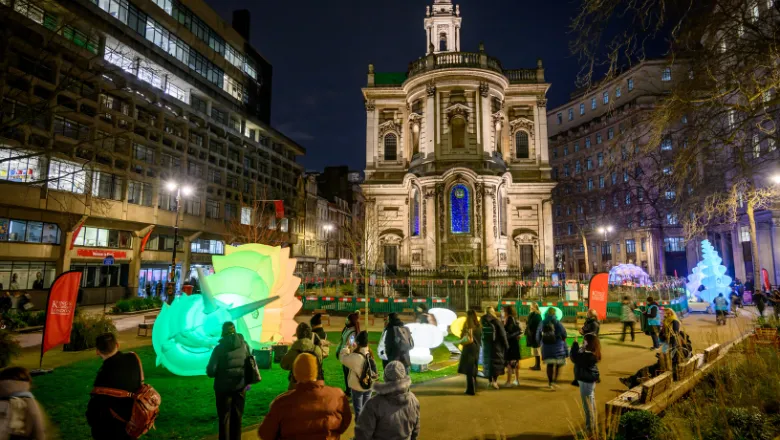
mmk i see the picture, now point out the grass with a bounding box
[30,330,457,440]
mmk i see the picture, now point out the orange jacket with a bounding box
[257,381,352,440]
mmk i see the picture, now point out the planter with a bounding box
[109,308,161,316]
[755,327,778,342]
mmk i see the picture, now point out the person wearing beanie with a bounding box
[207,322,252,440]
[311,313,330,358]
[355,361,420,440]
[340,331,378,417]
[336,312,361,397]
[257,354,352,440]
[280,322,323,390]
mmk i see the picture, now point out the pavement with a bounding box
[229,307,762,440]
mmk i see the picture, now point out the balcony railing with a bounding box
[406,52,542,84]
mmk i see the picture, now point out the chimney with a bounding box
[232,10,251,41]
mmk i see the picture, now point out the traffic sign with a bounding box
[103,255,115,265]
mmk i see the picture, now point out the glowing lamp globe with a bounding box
[539,306,563,322]
[405,323,443,365]
[429,308,457,337]
[450,316,467,338]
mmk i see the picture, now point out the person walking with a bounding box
[0,366,46,439]
[336,313,360,397]
[457,310,482,396]
[355,360,420,440]
[644,297,662,349]
[754,290,767,317]
[537,307,568,390]
[280,322,323,390]
[86,333,142,440]
[502,305,522,387]
[769,289,780,320]
[339,331,377,418]
[620,296,637,342]
[257,353,352,440]
[713,293,729,325]
[382,313,413,372]
[480,307,508,390]
[525,302,543,371]
[579,309,600,336]
[206,322,252,440]
[570,334,602,436]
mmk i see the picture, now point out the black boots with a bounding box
[530,356,541,371]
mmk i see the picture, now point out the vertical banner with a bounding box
[69,219,86,250]
[40,271,83,360]
[587,272,609,321]
[140,226,155,253]
[762,268,770,291]
[273,200,285,219]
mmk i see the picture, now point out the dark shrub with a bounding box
[0,329,21,368]
[618,410,663,440]
[64,313,117,351]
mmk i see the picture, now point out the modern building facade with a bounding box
[361,0,555,273]
[0,0,304,306]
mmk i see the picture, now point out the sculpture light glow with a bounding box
[539,306,563,322]
[688,240,732,307]
[608,263,652,287]
[405,323,443,365]
[429,308,457,337]
[152,244,302,376]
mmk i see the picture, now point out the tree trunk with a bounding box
[464,275,469,312]
[747,202,762,290]
[581,233,589,277]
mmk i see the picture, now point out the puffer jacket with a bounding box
[536,318,568,360]
[257,381,351,440]
[621,302,637,322]
[580,318,600,335]
[280,337,323,389]
[570,341,600,383]
[206,333,251,393]
[0,380,46,439]
[355,376,420,440]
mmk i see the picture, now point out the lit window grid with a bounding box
[450,184,470,234]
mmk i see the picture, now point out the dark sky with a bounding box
[205,0,582,172]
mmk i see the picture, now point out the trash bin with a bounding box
[252,348,273,370]
[635,309,647,333]
[272,344,289,363]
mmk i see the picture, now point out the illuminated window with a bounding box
[411,188,420,237]
[450,184,470,234]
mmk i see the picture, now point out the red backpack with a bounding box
[91,353,161,438]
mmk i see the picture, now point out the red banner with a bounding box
[762,268,771,291]
[140,226,155,253]
[69,219,86,250]
[274,200,284,219]
[41,271,82,357]
[76,249,128,259]
[588,272,609,321]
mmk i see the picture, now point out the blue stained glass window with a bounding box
[450,184,470,234]
[411,189,420,237]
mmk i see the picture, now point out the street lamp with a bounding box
[771,174,780,185]
[597,225,614,271]
[323,224,333,276]
[166,181,192,303]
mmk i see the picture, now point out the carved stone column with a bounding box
[365,100,377,168]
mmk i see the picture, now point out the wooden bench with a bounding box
[640,372,672,403]
[703,344,721,364]
[312,309,330,326]
[137,314,156,336]
[676,354,701,382]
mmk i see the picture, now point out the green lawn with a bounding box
[32,331,456,440]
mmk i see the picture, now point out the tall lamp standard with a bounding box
[597,225,614,271]
[323,224,333,277]
[166,181,192,303]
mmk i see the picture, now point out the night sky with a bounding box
[205,0,582,172]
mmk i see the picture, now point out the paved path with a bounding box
[231,308,759,440]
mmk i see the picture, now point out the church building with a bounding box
[361,0,556,272]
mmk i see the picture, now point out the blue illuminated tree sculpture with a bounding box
[692,240,732,306]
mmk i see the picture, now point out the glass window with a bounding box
[515,131,529,158]
[608,128,614,140]
[41,223,60,244]
[628,78,634,91]
[450,184,470,234]
[661,137,673,151]
[185,196,201,216]
[8,220,27,242]
[579,103,585,115]
[585,137,591,148]
[0,148,40,183]
[599,175,604,188]
[591,97,597,109]
[661,67,672,81]
[25,221,43,243]
[568,109,574,121]
[48,160,86,193]
[499,189,507,236]
[92,172,123,200]
[596,133,602,144]
[556,113,562,124]
[603,91,609,104]
[616,87,621,98]
[206,199,220,218]
[664,237,685,252]
[128,181,152,206]
[384,133,397,161]
[411,188,420,237]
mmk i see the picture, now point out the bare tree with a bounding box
[226,185,291,247]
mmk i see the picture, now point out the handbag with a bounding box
[244,353,262,385]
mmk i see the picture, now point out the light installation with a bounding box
[405,323,443,365]
[152,244,302,376]
[451,184,470,233]
[608,263,652,287]
[429,308,457,337]
[687,240,732,306]
[539,306,563,322]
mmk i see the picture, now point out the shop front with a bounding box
[70,248,132,306]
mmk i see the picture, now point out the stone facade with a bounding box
[361,0,555,273]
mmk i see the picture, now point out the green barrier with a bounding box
[319,296,339,312]
[302,295,320,311]
[606,302,623,319]
[392,298,411,313]
[334,297,355,313]
[429,297,449,310]
[372,298,394,314]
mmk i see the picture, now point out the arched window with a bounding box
[450,184,470,234]
[384,133,397,161]
[411,188,420,237]
[451,117,466,149]
[439,33,448,52]
[515,131,529,158]
[499,187,507,236]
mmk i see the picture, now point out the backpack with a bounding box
[678,330,693,359]
[0,392,33,438]
[91,353,161,439]
[357,352,378,390]
[541,324,557,345]
[394,325,414,353]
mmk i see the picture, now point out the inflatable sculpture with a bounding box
[152,244,302,376]
[429,308,457,337]
[689,240,732,307]
[405,323,443,365]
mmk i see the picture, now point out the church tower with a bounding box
[424,0,462,54]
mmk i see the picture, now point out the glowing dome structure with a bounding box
[429,308,457,337]
[405,323,444,365]
[152,244,302,376]
[608,263,652,287]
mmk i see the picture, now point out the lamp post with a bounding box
[597,225,614,271]
[324,224,333,277]
[166,181,192,303]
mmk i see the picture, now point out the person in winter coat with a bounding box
[339,331,377,417]
[480,307,508,390]
[457,310,482,395]
[620,296,637,342]
[207,322,252,440]
[754,290,767,317]
[644,297,662,349]
[536,307,568,389]
[257,353,352,440]
[580,309,600,336]
[337,313,361,397]
[86,333,142,440]
[525,302,543,371]
[501,305,522,387]
[280,322,323,390]
[310,313,330,357]
[0,367,45,440]
[713,293,729,325]
[770,289,780,320]
[355,360,420,440]
[382,313,412,370]
[570,333,602,435]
